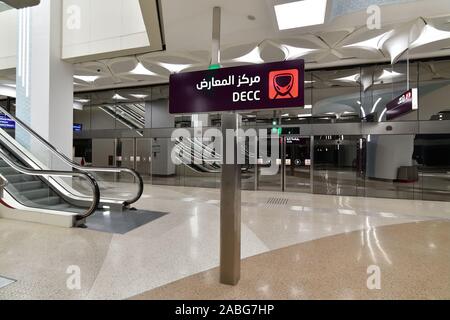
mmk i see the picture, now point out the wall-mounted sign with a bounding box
[73,123,83,132]
[386,88,418,121]
[169,60,305,114]
[0,115,15,129]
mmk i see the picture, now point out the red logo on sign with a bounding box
[269,69,299,100]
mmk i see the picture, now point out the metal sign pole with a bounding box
[220,113,241,285]
[212,6,242,286]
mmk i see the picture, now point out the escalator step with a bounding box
[32,196,62,206]
[47,203,71,211]
[8,180,44,191]
[0,161,9,168]
[0,167,20,175]
[56,206,86,214]
[20,188,54,201]
[2,174,35,183]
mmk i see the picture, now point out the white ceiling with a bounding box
[2,0,450,93]
[0,2,11,13]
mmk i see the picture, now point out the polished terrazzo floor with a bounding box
[0,185,449,300]
[132,220,450,300]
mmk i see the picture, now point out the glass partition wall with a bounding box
[61,58,450,201]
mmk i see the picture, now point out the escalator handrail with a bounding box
[0,106,143,206]
[0,147,100,221]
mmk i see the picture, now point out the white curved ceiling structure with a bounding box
[2,0,450,94]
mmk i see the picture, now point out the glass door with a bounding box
[285,136,312,193]
[136,138,152,183]
[116,138,136,170]
[312,135,364,196]
[257,136,282,191]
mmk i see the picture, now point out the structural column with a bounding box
[15,0,74,158]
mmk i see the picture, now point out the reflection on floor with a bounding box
[133,221,450,300]
[150,167,450,201]
[85,209,168,234]
[0,185,449,299]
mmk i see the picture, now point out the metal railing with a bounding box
[0,147,99,221]
[0,105,143,206]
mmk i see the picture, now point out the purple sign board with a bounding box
[169,59,305,114]
[386,88,418,121]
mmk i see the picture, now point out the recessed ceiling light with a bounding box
[130,62,158,76]
[112,93,127,100]
[283,45,317,60]
[232,47,264,64]
[74,75,100,83]
[298,114,312,117]
[304,104,312,109]
[281,113,289,117]
[274,0,327,30]
[158,62,192,73]
[410,24,450,49]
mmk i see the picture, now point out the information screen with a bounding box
[0,114,15,129]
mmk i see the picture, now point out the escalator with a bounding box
[100,104,145,130]
[0,105,144,226]
[0,143,99,224]
[174,137,221,173]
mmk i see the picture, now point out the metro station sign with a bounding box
[169,59,305,114]
[386,88,418,121]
